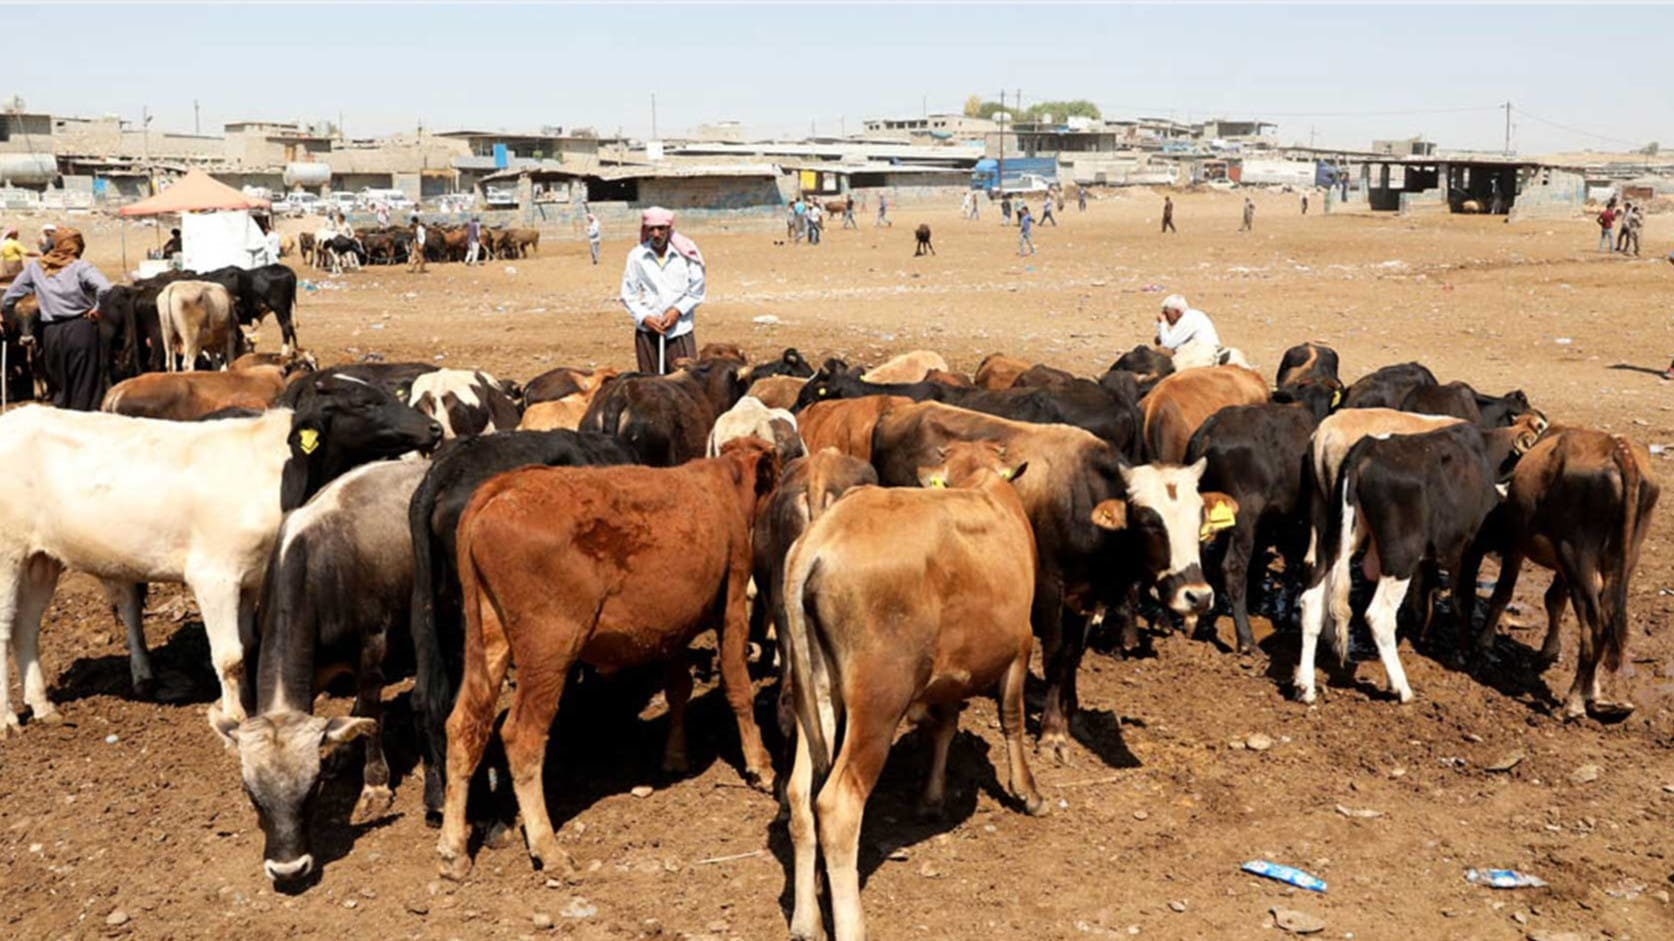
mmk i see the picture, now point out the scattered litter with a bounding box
[104,734,119,745]
[559,897,597,919]
[1553,337,1572,345]
[504,266,518,275]
[1271,907,1325,935]
[1167,900,1186,913]
[693,849,767,866]
[370,323,385,331]
[1140,283,1164,293]
[1486,752,1524,773]
[630,785,653,798]
[1334,804,1383,819]
[1465,868,1547,889]
[751,315,781,326]
[1570,764,1601,785]
[1650,445,1666,456]
[1242,860,1327,893]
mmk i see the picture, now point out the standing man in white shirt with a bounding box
[585,212,602,265]
[1155,293,1223,370]
[620,206,705,374]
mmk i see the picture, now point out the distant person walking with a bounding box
[1622,203,1642,256]
[1040,197,1057,226]
[620,206,704,375]
[1240,198,1255,232]
[465,215,482,266]
[1597,205,1616,253]
[807,201,824,245]
[1001,194,1013,224]
[875,193,891,227]
[376,204,390,228]
[0,227,26,277]
[407,215,427,272]
[1077,186,1087,211]
[1161,196,1176,234]
[1615,202,1634,252]
[585,212,601,265]
[1301,192,1309,215]
[1017,204,1036,256]
[793,197,808,243]
[842,193,857,229]
[961,191,974,220]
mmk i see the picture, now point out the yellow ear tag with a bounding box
[998,467,1014,481]
[298,428,320,455]
[1330,389,1342,407]
[1199,502,1236,541]
[929,477,947,488]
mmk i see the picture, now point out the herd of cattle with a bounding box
[300,223,541,274]
[0,332,1657,940]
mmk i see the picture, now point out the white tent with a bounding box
[118,168,275,271]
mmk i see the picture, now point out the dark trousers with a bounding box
[1162,216,1176,233]
[42,316,106,411]
[635,329,696,375]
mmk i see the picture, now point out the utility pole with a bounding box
[1310,125,1316,149]
[650,93,657,140]
[193,99,200,136]
[1503,100,1512,155]
[996,89,1005,195]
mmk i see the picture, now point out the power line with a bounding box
[1097,102,1503,119]
[1510,106,1643,149]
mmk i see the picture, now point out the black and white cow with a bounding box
[0,376,441,734]
[408,369,522,439]
[214,459,427,884]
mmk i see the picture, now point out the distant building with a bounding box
[688,121,747,143]
[1196,119,1279,145]
[861,113,996,142]
[1372,137,1437,158]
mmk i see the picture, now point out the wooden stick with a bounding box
[694,848,768,866]
[1050,775,1124,789]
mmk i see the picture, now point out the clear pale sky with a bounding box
[15,3,1669,154]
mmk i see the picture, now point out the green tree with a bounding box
[1023,100,1102,122]
[963,94,985,118]
[1642,141,1660,156]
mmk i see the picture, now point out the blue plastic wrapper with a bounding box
[1465,868,1548,889]
[1241,860,1328,893]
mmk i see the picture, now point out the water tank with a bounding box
[282,162,331,188]
[0,153,57,185]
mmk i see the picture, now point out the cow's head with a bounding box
[1273,378,1343,422]
[1091,458,1237,615]
[719,436,782,519]
[778,347,814,378]
[277,373,443,510]
[917,441,1027,490]
[212,710,374,884]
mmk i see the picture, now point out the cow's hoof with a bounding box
[0,715,20,740]
[1534,650,1561,671]
[1036,732,1072,765]
[788,919,827,941]
[482,819,516,850]
[913,799,945,822]
[1587,699,1635,722]
[32,708,63,727]
[353,786,395,824]
[1021,791,1050,817]
[661,753,690,776]
[746,765,777,794]
[529,837,574,878]
[436,847,472,882]
[1394,687,1415,705]
[1294,686,1317,705]
[131,677,157,702]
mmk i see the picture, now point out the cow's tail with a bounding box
[1323,446,1364,665]
[407,477,453,802]
[1603,436,1643,672]
[782,548,836,777]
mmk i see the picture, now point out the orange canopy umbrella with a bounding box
[118,168,270,216]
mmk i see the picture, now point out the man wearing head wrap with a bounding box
[2,227,114,410]
[38,223,58,255]
[1154,293,1223,371]
[620,206,705,374]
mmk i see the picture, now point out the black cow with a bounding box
[216,460,428,884]
[1474,388,1534,428]
[1340,361,1437,410]
[1295,417,1543,705]
[1102,345,1175,398]
[408,429,637,819]
[743,347,815,383]
[197,265,301,353]
[1185,401,1323,652]
[794,366,1141,458]
[1401,380,1482,423]
[1012,363,1079,388]
[581,360,745,466]
[312,362,441,401]
[1275,342,1341,389]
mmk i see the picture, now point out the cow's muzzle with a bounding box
[264,854,314,882]
[1160,567,1214,615]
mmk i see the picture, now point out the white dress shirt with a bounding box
[620,241,705,339]
[1156,307,1220,351]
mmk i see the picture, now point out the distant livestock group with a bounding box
[0,336,1656,940]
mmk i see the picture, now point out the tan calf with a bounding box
[1141,364,1269,462]
[860,349,948,384]
[797,394,912,461]
[782,441,1044,941]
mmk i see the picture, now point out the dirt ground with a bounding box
[2,190,1672,941]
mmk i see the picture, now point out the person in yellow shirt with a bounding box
[0,227,28,278]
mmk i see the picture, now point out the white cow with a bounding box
[706,395,804,466]
[157,280,238,371]
[407,369,521,439]
[0,377,441,735]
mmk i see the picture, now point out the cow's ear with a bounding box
[1001,461,1028,483]
[753,449,781,498]
[1200,491,1238,540]
[1090,499,1127,531]
[320,716,376,747]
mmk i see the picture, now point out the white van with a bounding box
[359,188,414,213]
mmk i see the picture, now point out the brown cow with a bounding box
[503,227,540,257]
[914,223,935,256]
[750,448,878,735]
[1467,429,1659,719]
[797,395,913,461]
[523,366,617,406]
[435,440,780,880]
[100,363,305,420]
[923,368,972,387]
[697,342,748,363]
[861,350,949,384]
[782,440,1043,941]
[1141,365,1268,462]
[579,360,743,466]
[973,353,1032,390]
[747,374,807,410]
